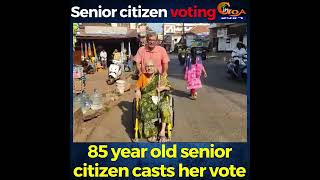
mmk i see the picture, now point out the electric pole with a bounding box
[182,23,185,45]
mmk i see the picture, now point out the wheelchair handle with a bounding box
[135,98,139,111]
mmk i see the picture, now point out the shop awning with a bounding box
[76,26,138,40]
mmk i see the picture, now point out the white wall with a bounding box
[172,36,182,45]
[218,36,240,51]
[243,35,247,47]
[163,23,210,35]
[164,24,175,35]
[230,36,240,50]
[129,23,136,29]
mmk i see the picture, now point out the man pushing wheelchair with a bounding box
[133,32,173,142]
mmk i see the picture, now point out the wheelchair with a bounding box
[132,93,175,141]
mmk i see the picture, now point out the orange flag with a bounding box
[84,43,88,58]
[88,42,92,56]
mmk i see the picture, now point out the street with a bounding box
[81,53,247,142]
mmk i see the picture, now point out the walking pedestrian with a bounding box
[184,55,207,100]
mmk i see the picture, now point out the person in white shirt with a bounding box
[121,48,128,62]
[99,49,107,69]
[231,42,247,75]
[231,42,247,61]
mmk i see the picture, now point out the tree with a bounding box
[73,23,79,51]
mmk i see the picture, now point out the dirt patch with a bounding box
[73,71,136,142]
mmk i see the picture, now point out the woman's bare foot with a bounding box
[147,136,158,142]
[132,138,139,142]
[158,135,168,142]
[158,131,168,142]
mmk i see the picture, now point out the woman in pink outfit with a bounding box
[184,56,207,100]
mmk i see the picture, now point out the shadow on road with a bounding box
[172,88,189,99]
[117,100,134,139]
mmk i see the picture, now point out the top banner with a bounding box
[70,0,249,23]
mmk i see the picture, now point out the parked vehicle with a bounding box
[191,47,207,61]
[107,60,122,85]
[178,50,187,65]
[226,54,247,81]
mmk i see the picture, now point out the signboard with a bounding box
[217,28,227,38]
[191,40,209,48]
[85,26,128,35]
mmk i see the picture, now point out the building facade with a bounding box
[74,24,139,65]
[162,23,211,52]
[163,23,210,35]
[210,23,247,52]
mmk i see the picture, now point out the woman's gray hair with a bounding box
[144,59,159,73]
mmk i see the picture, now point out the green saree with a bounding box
[138,73,172,138]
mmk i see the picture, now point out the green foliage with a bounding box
[73,23,79,50]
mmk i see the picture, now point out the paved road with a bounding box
[167,54,247,142]
[84,53,247,142]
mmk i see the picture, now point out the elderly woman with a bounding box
[135,59,172,142]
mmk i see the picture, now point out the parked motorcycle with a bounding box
[107,60,122,85]
[226,55,247,81]
[191,47,207,61]
[81,59,95,74]
[201,48,208,61]
[178,50,187,65]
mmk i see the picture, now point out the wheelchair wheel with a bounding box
[170,96,175,128]
[166,96,174,139]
